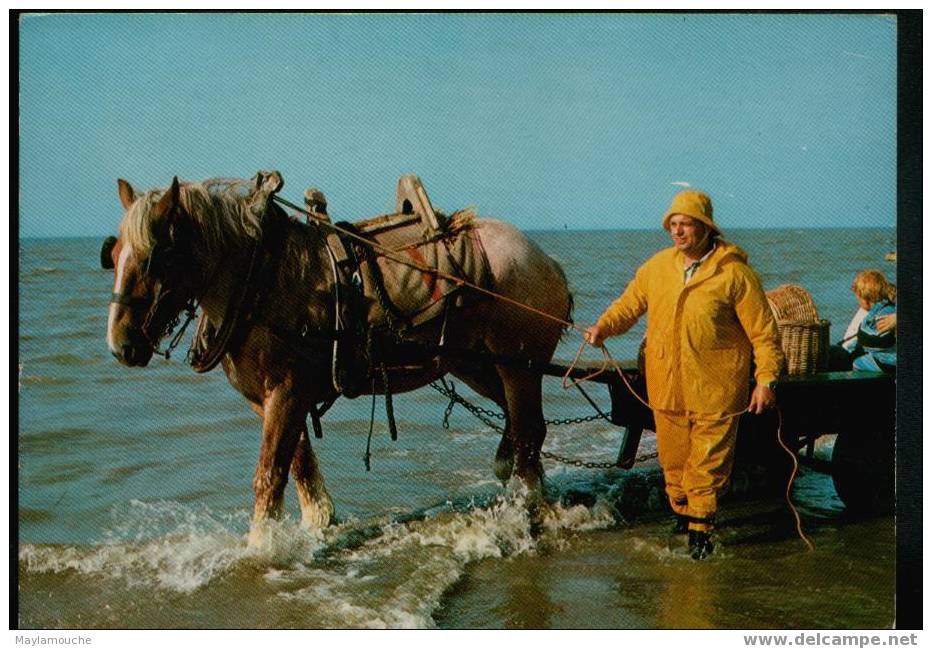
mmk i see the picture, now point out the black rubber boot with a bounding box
[688,530,714,560]
[671,514,689,535]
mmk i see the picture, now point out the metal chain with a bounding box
[431,380,608,427]
[430,380,657,469]
[147,298,198,360]
[432,380,505,432]
[356,242,417,344]
[545,411,613,427]
[540,449,658,469]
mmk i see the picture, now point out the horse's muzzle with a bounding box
[112,341,154,367]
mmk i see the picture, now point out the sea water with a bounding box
[17,228,896,628]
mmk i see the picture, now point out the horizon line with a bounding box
[19,224,897,240]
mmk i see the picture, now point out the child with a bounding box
[834,270,896,372]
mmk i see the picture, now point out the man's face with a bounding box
[668,214,709,257]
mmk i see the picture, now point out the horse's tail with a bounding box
[565,290,575,330]
[551,257,575,338]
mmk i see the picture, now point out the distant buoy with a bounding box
[885,252,897,262]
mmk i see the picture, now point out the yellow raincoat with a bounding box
[597,241,783,417]
[596,240,784,527]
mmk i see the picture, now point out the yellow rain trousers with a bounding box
[597,242,783,530]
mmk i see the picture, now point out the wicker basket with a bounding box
[767,284,819,323]
[775,319,830,375]
[766,284,829,375]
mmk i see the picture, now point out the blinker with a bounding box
[144,243,174,277]
[100,236,118,269]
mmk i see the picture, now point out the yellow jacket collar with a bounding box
[673,240,749,284]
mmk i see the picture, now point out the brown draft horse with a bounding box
[102,173,572,543]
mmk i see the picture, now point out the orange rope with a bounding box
[560,338,610,389]
[775,407,816,551]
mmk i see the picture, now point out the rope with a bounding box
[775,407,816,551]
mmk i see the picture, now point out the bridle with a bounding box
[103,195,284,368]
[103,206,200,360]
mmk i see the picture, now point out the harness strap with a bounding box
[309,407,324,440]
[381,362,398,441]
[323,237,345,394]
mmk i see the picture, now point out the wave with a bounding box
[262,488,619,628]
[19,374,76,386]
[21,501,256,594]
[23,267,66,277]
[20,486,620,628]
[17,454,793,629]
[24,353,100,366]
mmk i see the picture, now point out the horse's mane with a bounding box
[120,178,262,257]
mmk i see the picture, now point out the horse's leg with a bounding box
[496,365,547,493]
[450,362,513,483]
[290,425,336,528]
[249,381,305,546]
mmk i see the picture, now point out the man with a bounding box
[586,190,783,560]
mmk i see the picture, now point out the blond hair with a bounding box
[852,269,896,305]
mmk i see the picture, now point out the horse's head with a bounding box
[103,177,198,366]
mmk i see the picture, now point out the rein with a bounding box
[274,194,813,550]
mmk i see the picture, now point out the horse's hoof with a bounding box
[493,457,514,484]
[299,499,336,529]
[528,498,554,538]
[247,521,272,551]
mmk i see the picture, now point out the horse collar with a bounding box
[188,205,287,373]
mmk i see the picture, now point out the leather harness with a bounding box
[113,190,479,446]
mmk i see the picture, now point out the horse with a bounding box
[101,172,573,542]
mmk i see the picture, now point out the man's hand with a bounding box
[747,384,776,415]
[876,313,897,334]
[584,325,606,347]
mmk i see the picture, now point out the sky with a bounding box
[18,12,898,237]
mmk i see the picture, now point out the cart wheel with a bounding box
[831,430,894,513]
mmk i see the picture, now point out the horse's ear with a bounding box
[117,179,135,210]
[154,176,181,219]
